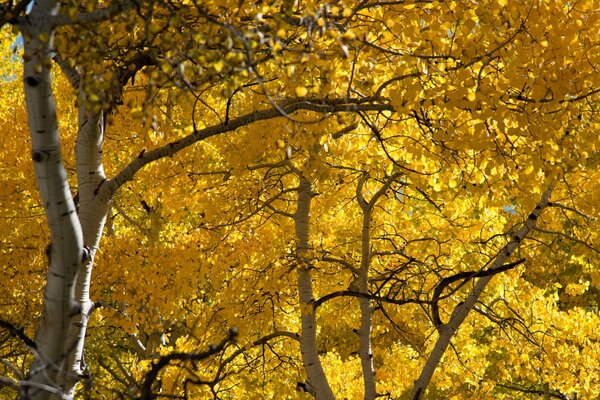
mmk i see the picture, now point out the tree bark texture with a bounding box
[295,175,335,400]
[20,1,85,398]
[411,184,554,399]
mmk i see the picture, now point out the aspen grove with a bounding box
[1,0,600,399]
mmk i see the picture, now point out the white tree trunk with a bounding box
[410,184,554,399]
[358,210,376,400]
[356,173,399,400]
[63,107,111,387]
[295,175,335,400]
[20,1,85,398]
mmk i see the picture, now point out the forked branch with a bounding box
[138,328,238,400]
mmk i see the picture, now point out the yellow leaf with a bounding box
[342,30,356,40]
[295,86,308,97]
[213,60,225,73]
[131,107,144,118]
[67,7,79,20]
[148,23,162,34]
[591,271,600,287]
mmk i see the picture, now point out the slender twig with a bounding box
[0,318,36,350]
[533,227,600,254]
[138,329,238,400]
[548,202,592,220]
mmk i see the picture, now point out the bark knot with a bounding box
[25,76,40,87]
[32,151,43,162]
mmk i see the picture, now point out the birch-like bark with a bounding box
[20,2,85,399]
[295,175,335,400]
[410,184,554,400]
[63,106,112,387]
[358,210,376,400]
[356,173,400,400]
[356,174,376,400]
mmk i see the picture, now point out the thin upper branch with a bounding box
[0,0,30,28]
[548,201,592,220]
[0,318,36,350]
[430,259,525,328]
[212,331,300,382]
[313,290,429,309]
[138,329,238,400]
[533,227,600,254]
[50,0,136,27]
[52,54,80,89]
[105,98,391,198]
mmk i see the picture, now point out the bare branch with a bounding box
[138,329,238,400]
[0,318,36,350]
[496,383,569,400]
[50,1,136,27]
[0,0,30,28]
[314,290,429,309]
[52,54,80,89]
[331,123,358,139]
[411,182,554,400]
[0,375,19,390]
[106,98,391,197]
[0,359,24,380]
[17,380,71,399]
[548,201,592,220]
[214,331,300,380]
[320,255,359,274]
[431,259,526,328]
[533,227,600,254]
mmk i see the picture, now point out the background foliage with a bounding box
[1,0,600,399]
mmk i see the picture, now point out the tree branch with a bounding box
[52,54,80,89]
[496,383,568,400]
[411,182,554,400]
[0,375,19,390]
[211,331,300,382]
[319,255,359,274]
[0,358,24,381]
[533,227,600,254]
[431,258,526,328]
[106,98,391,197]
[50,0,136,27]
[0,0,30,28]
[0,318,36,350]
[313,290,429,309]
[138,328,238,400]
[548,202,592,220]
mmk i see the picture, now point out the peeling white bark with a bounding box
[410,183,554,400]
[64,106,111,387]
[19,3,115,398]
[295,175,335,400]
[20,2,85,399]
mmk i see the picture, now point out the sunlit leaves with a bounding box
[2,0,600,398]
